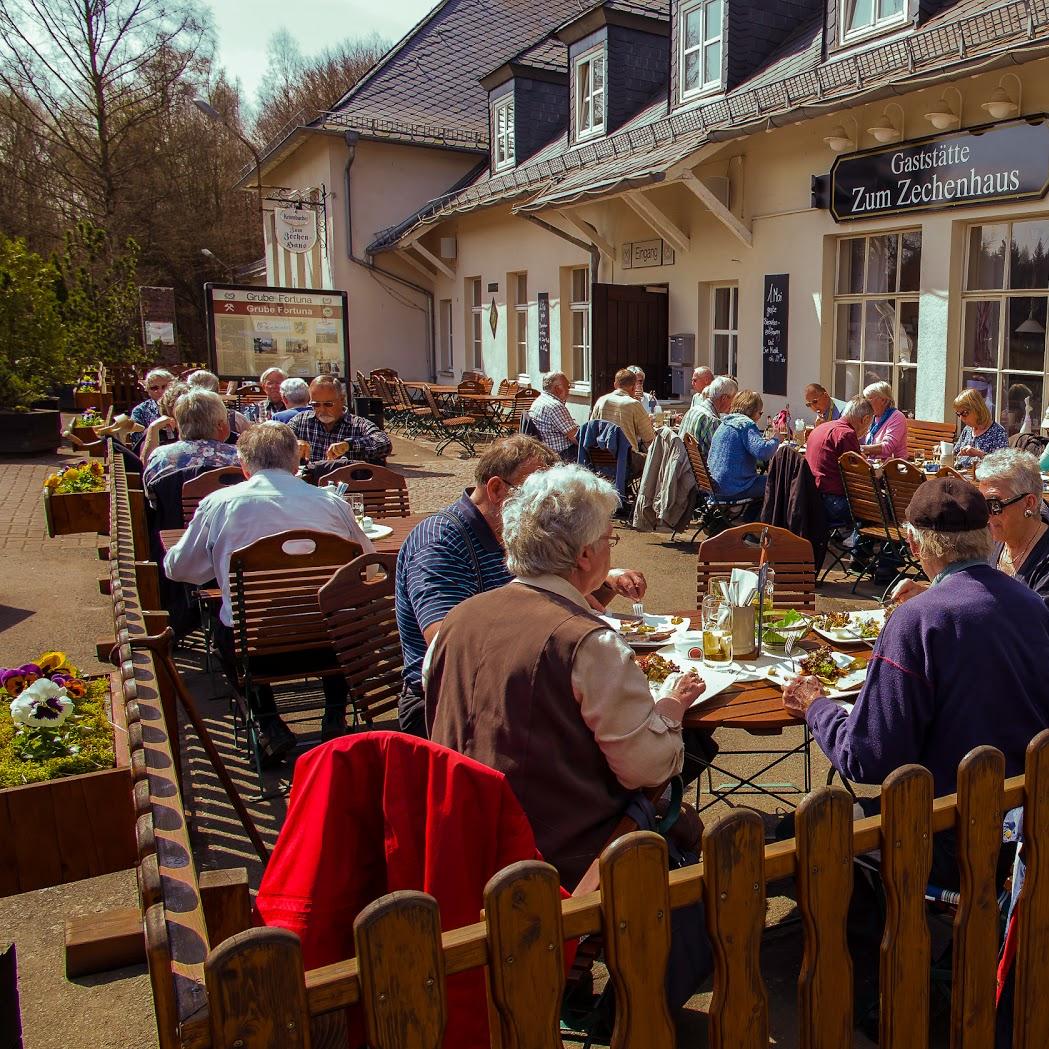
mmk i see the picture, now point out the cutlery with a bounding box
[632,600,645,619]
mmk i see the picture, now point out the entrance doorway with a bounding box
[590,283,669,402]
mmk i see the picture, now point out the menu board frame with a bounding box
[762,273,789,396]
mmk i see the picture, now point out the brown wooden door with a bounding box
[590,283,670,404]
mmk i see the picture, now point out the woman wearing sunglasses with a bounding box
[952,388,1008,469]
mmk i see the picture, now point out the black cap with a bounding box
[906,476,989,532]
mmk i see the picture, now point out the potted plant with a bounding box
[42,460,109,537]
[73,373,112,415]
[0,234,70,454]
[63,407,107,457]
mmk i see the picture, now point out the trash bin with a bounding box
[353,396,385,429]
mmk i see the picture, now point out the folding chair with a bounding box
[319,462,411,518]
[393,377,436,439]
[229,529,363,781]
[317,553,401,727]
[838,451,900,593]
[673,433,761,541]
[495,387,540,438]
[421,384,478,457]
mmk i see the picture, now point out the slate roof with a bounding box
[368,0,1049,252]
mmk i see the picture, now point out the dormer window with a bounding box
[493,97,515,170]
[680,0,723,101]
[841,0,906,43]
[575,50,605,141]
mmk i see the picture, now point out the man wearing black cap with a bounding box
[784,476,1049,803]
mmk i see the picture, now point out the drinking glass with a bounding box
[350,494,365,518]
[701,595,733,665]
[708,574,733,601]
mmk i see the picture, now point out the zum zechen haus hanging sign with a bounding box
[828,117,1049,222]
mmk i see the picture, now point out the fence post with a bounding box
[1012,729,1049,1049]
[703,809,768,1049]
[950,746,1004,1049]
[353,890,446,1049]
[795,787,853,1049]
[599,830,676,1049]
[483,860,566,1049]
[879,764,933,1049]
[204,927,312,1049]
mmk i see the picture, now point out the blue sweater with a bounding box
[806,564,1049,796]
[707,413,780,497]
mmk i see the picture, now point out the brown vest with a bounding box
[427,582,634,889]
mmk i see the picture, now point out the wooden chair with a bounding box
[496,388,541,436]
[421,384,478,457]
[180,466,245,526]
[696,523,816,612]
[675,433,761,541]
[319,462,411,518]
[317,552,401,726]
[936,466,968,481]
[881,458,926,529]
[906,419,957,460]
[394,377,435,438]
[370,368,399,382]
[229,530,364,777]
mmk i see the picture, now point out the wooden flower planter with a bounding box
[0,676,135,897]
[43,488,110,537]
[74,390,113,414]
[65,425,107,458]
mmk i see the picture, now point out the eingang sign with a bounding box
[205,283,349,381]
[828,117,1049,222]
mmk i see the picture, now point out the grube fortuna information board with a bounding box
[205,283,350,381]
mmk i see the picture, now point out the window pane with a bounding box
[1009,220,1049,290]
[837,238,865,295]
[966,224,1007,290]
[835,302,862,359]
[516,274,527,305]
[579,95,590,130]
[572,268,588,302]
[962,300,1000,369]
[899,231,922,292]
[1001,376,1042,436]
[862,363,891,389]
[703,41,721,84]
[847,0,873,32]
[472,279,481,307]
[863,299,896,363]
[683,51,701,91]
[684,9,701,48]
[592,57,603,89]
[714,287,731,329]
[835,362,862,402]
[731,287,738,329]
[879,0,903,16]
[898,299,919,366]
[705,0,722,37]
[1005,296,1047,373]
[866,235,898,294]
[962,372,996,420]
[713,333,731,374]
[897,368,916,416]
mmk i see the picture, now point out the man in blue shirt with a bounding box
[395,435,648,736]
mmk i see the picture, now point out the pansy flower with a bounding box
[38,651,77,677]
[1,669,27,697]
[9,679,73,728]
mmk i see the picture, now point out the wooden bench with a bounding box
[907,419,957,459]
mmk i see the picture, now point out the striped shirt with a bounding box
[395,491,510,692]
[290,409,392,463]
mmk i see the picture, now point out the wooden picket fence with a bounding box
[106,450,1049,1049]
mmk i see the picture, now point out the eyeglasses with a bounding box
[145,384,166,393]
[985,493,1026,515]
[607,534,620,548]
[804,398,821,408]
[309,400,339,409]
[955,409,971,418]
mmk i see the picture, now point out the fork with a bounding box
[784,631,799,673]
[632,600,645,619]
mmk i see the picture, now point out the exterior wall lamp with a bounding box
[824,116,858,153]
[924,87,963,131]
[982,73,1022,121]
[867,102,905,144]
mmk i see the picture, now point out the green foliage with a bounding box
[0,678,115,787]
[55,218,146,374]
[0,233,70,410]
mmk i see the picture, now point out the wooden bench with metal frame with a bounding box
[907,418,957,460]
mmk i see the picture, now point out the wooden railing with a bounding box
[106,449,1049,1049]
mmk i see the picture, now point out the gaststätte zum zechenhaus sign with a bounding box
[826,116,1049,222]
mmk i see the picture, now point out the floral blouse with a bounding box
[954,420,1008,468]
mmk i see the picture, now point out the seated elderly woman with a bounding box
[860,380,908,459]
[138,380,188,462]
[141,388,241,495]
[425,464,704,891]
[953,387,1008,468]
[186,369,250,438]
[130,367,175,431]
[706,389,781,513]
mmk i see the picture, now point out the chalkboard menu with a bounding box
[762,274,789,396]
[537,292,550,372]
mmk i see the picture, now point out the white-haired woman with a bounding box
[426,464,703,890]
[130,368,175,432]
[861,381,908,459]
[187,369,250,438]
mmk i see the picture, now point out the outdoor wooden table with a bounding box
[158,512,430,557]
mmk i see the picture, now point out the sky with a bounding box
[207,0,438,104]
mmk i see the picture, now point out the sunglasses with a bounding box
[309,400,339,409]
[145,384,166,393]
[985,493,1026,516]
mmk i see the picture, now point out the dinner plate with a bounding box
[811,608,885,645]
[364,523,394,541]
[644,661,740,707]
[763,662,867,699]
[602,613,688,649]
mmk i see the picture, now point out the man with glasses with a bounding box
[290,375,392,465]
[244,368,288,423]
[803,383,847,424]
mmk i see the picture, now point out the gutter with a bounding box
[520,212,602,283]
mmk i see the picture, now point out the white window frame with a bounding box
[710,284,738,377]
[679,0,723,103]
[570,267,591,384]
[575,50,605,142]
[840,0,908,46]
[439,298,453,373]
[469,278,484,370]
[492,96,515,171]
[513,272,528,377]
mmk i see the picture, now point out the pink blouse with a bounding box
[869,408,908,459]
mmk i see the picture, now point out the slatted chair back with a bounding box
[319,462,411,518]
[355,370,375,398]
[683,432,717,496]
[839,451,889,532]
[181,466,246,525]
[370,368,399,381]
[907,419,957,460]
[937,465,967,481]
[696,523,816,610]
[496,378,515,396]
[460,370,483,383]
[421,384,478,456]
[371,374,398,409]
[317,553,401,724]
[236,391,267,413]
[882,457,926,528]
[498,388,541,434]
[229,531,363,683]
[458,379,487,396]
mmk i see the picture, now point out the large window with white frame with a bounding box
[512,273,528,377]
[680,0,723,101]
[439,299,453,373]
[493,97,515,171]
[575,50,605,141]
[570,267,591,383]
[962,219,1049,436]
[468,277,483,370]
[832,230,922,416]
[840,0,906,43]
[710,284,737,376]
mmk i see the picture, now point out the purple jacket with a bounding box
[806,563,1049,797]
